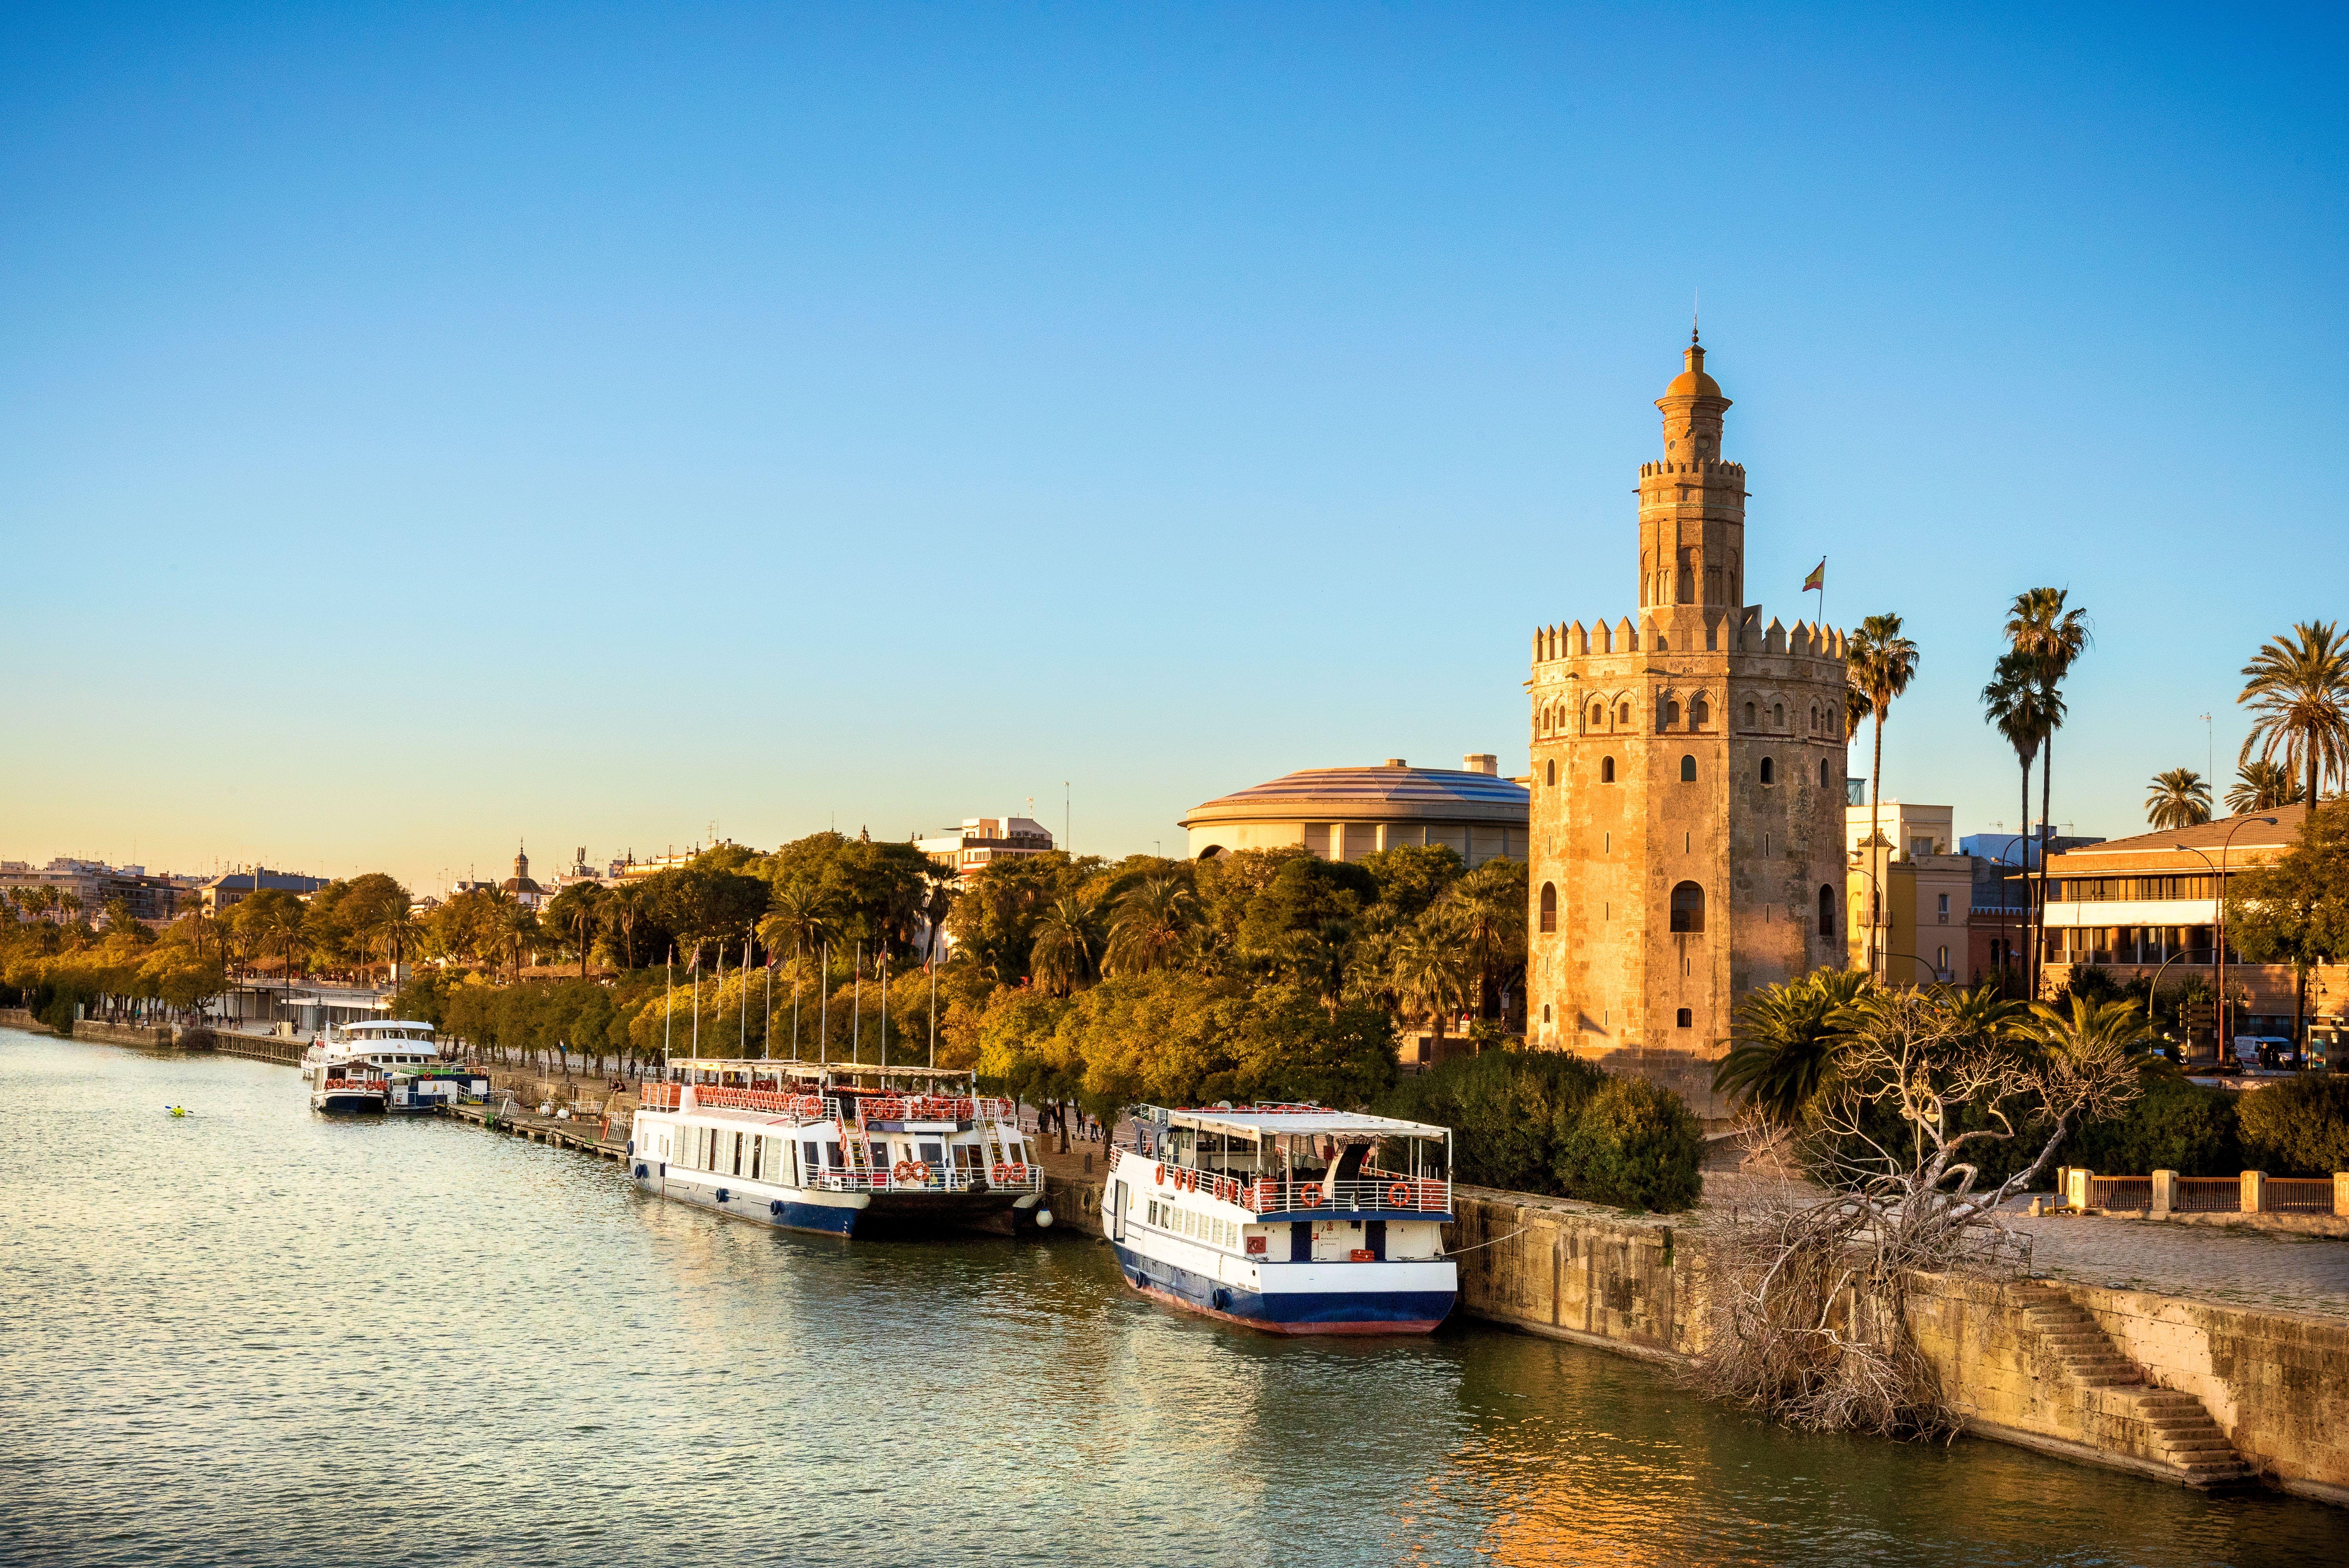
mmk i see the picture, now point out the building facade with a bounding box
[2041,805,2338,1058]
[1525,336,1849,1115]
[917,817,1056,882]
[200,866,328,914]
[1181,757,1529,868]
[1,859,193,925]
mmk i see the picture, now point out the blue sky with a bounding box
[4,4,2344,893]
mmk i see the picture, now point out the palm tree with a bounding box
[758,884,838,980]
[1390,920,1474,1060]
[2143,768,2212,831]
[1981,651,2057,994]
[487,902,538,982]
[2226,759,2305,815]
[2005,587,2091,996]
[1846,612,1920,979]
[1939,979,2032,1044]
[1713,970,1873,1123]
[603,880,647,970]
[1105,871,1199,976]
[1436,863,1528,1023]
[1029,891,1109,997]
[550,884,605,978]
[2238,620,2349,808]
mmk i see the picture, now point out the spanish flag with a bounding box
[1801,559,1825,593]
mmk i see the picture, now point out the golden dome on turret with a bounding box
[1664,332,1722,399]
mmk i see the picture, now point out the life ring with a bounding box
[1302,1187,1323,1208]
[992,1162,1011,1184]
[893,1159,916,1183]
[1389,1182,1411,1208]
[1153,1163,1167,1186]
[910,1160,930,1185]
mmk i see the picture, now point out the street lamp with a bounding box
[2169,815,2278,1063]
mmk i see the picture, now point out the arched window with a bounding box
[1670,881,1705,932]
[1772,702,1783,727]
[1542,1003,1552,1023]
[1665,699,1681,726]
[1539,883,1558,934]
[1744,702,1756,728]
[1618,702,1631,725]
[1809,705,1820,733]
[1601,756,1616,783]
[1544,759,1557,786]
[1675,1007,1693,1028]
[1819,758,1830,788]
[1679,754,1697,782]
[1591,702,1605,728]
[1818,884,1835,936]
[1759,757,1775,785]
[1693,697,1710,727]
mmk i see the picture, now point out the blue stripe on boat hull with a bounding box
[633,1171,861,1237]
[1111,1244,1453,1335]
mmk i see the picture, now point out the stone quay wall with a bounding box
[1447,1188,2349,1505]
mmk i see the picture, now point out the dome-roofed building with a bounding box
[500,846,548,911]
[1181,756,1529,866]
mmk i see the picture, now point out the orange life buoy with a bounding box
[910,1160,930,1185]
[992,1162,1011,1184]
[1302,1187,1323,1209]
[1153,1163,1167,1186]
[1389,1182,1411,1208]
[893,1159,914,1183]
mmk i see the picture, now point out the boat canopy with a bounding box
[346,1020,436,1033]
[664,1057,973,1082]
[1162,1107,1448,1141]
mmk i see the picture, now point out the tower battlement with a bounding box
[1637,459,1746,481]
[1529,615,1846,667]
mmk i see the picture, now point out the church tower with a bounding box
[1524,334,1850,1117]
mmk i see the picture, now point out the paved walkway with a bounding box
[1700,1167,2349,1321]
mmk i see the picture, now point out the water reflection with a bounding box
[1,1031,2341,1568]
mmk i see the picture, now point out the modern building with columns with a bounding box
[1524,334,1850,1116]
[1181,755,1529,867]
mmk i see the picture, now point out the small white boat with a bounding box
[1103,1104,1458,1335]
[301,1021,483,1114]
[629,1058,1050,1238]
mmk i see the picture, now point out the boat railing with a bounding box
[850,1094,1016,1126]
[870,1159,1046,1194]
[1138,1163,1451,1215]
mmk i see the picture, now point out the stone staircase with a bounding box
[2016,1283,2250,1486]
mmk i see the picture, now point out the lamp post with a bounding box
[2169,815,2278,1063]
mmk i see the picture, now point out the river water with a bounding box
[4,1030,2344,1568]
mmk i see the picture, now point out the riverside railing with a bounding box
[2065,1167,2347,1217]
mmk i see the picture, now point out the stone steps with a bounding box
[2013,1285,2251,1486]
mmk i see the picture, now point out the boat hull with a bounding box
[631,1161,867,1235]
[310,1090,386,1114]
[1111,1243,1454,1335]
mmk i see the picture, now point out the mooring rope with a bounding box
[1440,1225,1530,1257]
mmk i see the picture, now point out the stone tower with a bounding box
[1524,334,1850,1117]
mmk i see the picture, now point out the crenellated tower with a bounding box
[1523,333,1850,1118]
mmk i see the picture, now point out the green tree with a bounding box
[2226,799,2349,1053]
[544,881,607,978]
[1847,611,1921,979]
[1713,969,1875,1124]
[2238,620,2349,808]
[1030,889,1112,996]
[233,890,308,981]
[2005,588,2091,996]
[1356,844,1466,922]
[2144,768,2212,831]
[1103,869,1201,976]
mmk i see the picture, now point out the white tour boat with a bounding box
[1103,1104,1458,1335]
[628,1058,1052,1238]
[301,1020,485,1114]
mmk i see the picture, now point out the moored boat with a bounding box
[627,1058,1051,1238]
[1103,1104,1458,1335]
[301,1020,483,1114]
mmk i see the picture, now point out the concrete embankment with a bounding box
[1446,1187,2349,1507]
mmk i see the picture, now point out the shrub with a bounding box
[2238,1073,2349,1176]
[1553,1076,1703,1212]
[2062,1067,2241,1177]
[1379,1049,1701,1210]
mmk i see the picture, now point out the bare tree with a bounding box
[1693,989,2144,1437]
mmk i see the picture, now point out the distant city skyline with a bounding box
[5,5,2342,897]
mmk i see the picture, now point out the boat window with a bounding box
[750,1138,763,1181]
[919,1142,945,1167]
[825,1142,844,1169]
[802,1141,820,1179]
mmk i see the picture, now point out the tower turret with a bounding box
[1637,330,1748,636]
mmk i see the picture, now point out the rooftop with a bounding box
[1163,1105,1449,1139]
[2047,804,2308,868]
[1182,761,1528,827]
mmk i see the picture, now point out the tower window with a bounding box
[1591,702,1605,728]
[1692,697,1709,727]
[1545,759,1557,786]
[1618,702,1631,725]
[1744,702,1756,728]
[1680,754,1697,782]
[1675,1008,1693,1028]
[1670,881,1705,933]
[1539,883,1558,934]
[1820,759,1830,788]
[1810,706,1820,733]
[1818,884,1836,937]
[1665,699,1681,726]
[1772,703,1783,728]
[1759,757,1775,785]
[1601,756,1616,783]
[1542,1003,1552,1023]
